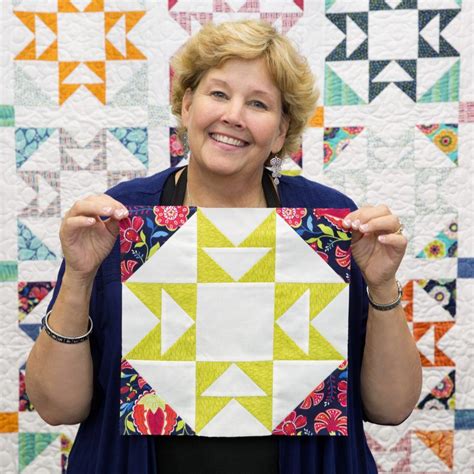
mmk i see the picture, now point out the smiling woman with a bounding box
[25,19,421,474]
[170,20,317,209]
[180,58,288,202]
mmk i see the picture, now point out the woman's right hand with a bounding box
[60,195,129,282]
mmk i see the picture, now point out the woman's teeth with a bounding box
[211,133,247,147]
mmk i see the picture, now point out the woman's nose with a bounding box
[221,99,245,128]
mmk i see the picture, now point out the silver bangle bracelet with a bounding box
[366,280,402,311]
[41,310,93,344]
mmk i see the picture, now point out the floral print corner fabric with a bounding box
[120,207,351,437]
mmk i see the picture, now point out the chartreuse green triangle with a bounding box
[195,361,233,432]
[162,325,196,361]
[238,211,276,282]
[309,326,344,360]
[309,283,347,319]
[125,323,161,360]
[238,361,273,396]
[162,284,197,320]
[161,284,196,360]
[238,396,272,431]
[237,361,273,430]
[239,248,275,282]
[197,209,234,247]
[197,361,231,395]
[274,283,347,360]
[125,282,163,318]
[196,397,231,433]
[275,283,310,320]
[197,247,234,282]
[239,211,276,248]
[274,323,311,360]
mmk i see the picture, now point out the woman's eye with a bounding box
[250,100,268,110]
[210,91,227,99]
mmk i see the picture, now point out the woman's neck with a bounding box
[182,161,267,208]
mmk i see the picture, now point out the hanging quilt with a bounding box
[119,206,351,437]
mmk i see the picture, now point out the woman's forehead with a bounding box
[199,58,280,95]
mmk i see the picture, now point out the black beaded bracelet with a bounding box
[366,280,402,311]
[41,310,93,344]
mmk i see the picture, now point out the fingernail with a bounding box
[102,207,112,214]
[343,219,351,228]
[359,223,369,232]
[352,220,360,229]
[115,209,126,218]
[378,235,386,242]
[88,218,95,225]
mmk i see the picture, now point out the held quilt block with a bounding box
[119,207,352,437]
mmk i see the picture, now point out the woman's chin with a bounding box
[196,159,248,178]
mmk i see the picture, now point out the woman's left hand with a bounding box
[343,205,407,292]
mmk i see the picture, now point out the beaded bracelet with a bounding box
[41,310,93,344]
[366,280,402,311]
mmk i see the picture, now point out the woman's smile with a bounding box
[209,132,249,148]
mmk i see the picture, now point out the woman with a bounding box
[26,20,422,473]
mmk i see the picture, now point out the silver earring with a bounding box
[270,155,282,186]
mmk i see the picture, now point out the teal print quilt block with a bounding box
[120,207,351,437]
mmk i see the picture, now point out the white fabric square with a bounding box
[369,11,418,60]
[196,283,274,361]
[58,13,105,61]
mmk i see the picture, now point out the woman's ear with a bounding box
[272,114,289,155]
[181,88,193,127]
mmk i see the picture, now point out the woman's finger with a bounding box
[343,205,392,229]
[358,215,400,235]
[378,233,408,249]
[67,196,128,220]
[62,215,97,230]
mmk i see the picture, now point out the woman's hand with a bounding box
[60,195,129,282]
[343,205,407,295]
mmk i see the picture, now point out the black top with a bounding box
[156,166,280,474]
[160,165,281,207]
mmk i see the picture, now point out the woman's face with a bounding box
[181,57,288,180]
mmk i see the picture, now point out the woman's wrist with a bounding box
[366,279,399,305]
[63,268,97,291]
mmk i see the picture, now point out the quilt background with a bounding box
[0,0,472,472]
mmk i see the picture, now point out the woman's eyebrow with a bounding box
[206,77,275,100]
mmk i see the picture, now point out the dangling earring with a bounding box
[270,155,282,186]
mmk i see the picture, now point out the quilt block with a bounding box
[119,206,351,437]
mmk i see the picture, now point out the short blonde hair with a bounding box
[170,20,318,158]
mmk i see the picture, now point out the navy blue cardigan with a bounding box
[48,167,377,473]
